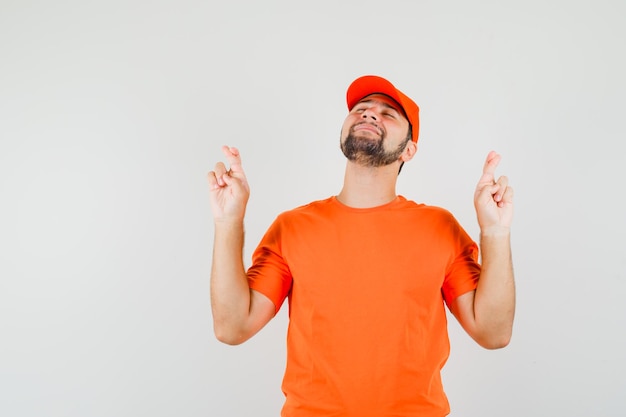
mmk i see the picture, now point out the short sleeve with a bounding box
[441,220,481,304]
[247,216,293,314]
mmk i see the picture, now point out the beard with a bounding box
[340,127,406,167]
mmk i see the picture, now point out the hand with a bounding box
[474,151,514,235]
[207,146,250,223]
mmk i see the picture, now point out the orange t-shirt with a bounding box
[247,196,480,417]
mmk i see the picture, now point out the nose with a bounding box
[361,108,377,121]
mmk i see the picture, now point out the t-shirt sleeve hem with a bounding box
[249,280,285,315]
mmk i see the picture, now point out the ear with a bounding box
[400,141,418,162]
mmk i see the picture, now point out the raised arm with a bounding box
[449,151,516,349]
[208,145,275,345]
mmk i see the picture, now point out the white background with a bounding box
[1,0,625,416]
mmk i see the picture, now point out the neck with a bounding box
[336,160,400,208]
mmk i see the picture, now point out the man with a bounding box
[208,75,515,417]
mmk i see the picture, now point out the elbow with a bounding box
[213,320,254,346]
[213,321,248,346]
[481,338,511,350]
[478,331,512,350]
[214,330,245,346]
[471,312,515,349]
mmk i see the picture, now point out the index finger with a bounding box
[221,145,244,173]
[478,150,501,185]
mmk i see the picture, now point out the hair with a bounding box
[397,123,413,174]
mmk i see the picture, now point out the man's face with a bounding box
[340,94,411,167]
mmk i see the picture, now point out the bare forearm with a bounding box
[210,220,252,342]
[474,230,516,348]
[208,146,275,344]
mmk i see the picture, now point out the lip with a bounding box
[353,123,381,135]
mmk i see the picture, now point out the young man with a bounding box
[208,75,515,417]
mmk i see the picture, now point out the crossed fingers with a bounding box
[477,151,513,208]
[208,146,245,190]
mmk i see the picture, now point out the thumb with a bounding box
[476,182,499,203]
[221,171,245,192]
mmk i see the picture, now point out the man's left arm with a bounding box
[449,151,515,349]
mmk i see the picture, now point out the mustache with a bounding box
[351,121,383,136]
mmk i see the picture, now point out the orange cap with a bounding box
[346,75,420,143]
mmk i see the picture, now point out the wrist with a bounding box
[480,225,511,239]
[214,217,245,231]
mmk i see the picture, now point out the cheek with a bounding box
[340,119,353,138]
[390,122,409,140]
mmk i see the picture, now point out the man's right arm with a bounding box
[208,146,275,345]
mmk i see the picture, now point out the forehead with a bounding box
[356,93,405,115]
